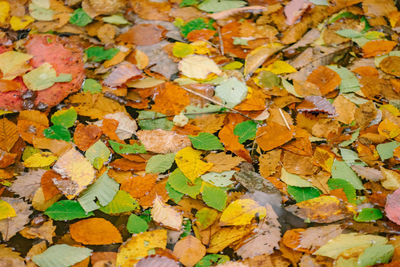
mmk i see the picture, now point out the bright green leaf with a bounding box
[44,200,94,221]
[127,214,148,234]
[189,132,223,150]
[328,178,357,204]
[51,108,77,128]
[85,46,119,62]
[167,169,202,198]
[234,120,257,143]
[146,153,175,174]
[109,140,146,154]
[354,208,383,222]
[180,0,199,7]
[179,18,214,37]
[202,184,227,211]
[287,186,321,202]
[43,125,71,142]
[99,190,139,214]
[82,79,102,94]
[69,8,92,27]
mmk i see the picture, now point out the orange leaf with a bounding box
[70,218,122,245]
[0,118,19,152]
[306,66,341,95]
[117,24,166,46]
[151,82,190,116]
[220,21,248,58]
[41,170,62,201]
[173,235,206,267]
[362,40,397,58]
[121,174,157,199]
[218,114,251,162]
[256,122,294,151]
[73,123,102,151]
[17,120,47,144]
[187,29,216,42]
[0,150,16,168]
[110,158,146,171]
[101,118,121,142]
[352,66,380,78]
[138,180,169,208]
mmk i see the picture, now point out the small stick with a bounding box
[217,26,224,56]
[181,86,256,122]
[278,108,291,130]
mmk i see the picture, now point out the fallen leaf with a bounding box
[173,235,206,267]
[205,152,244,173]
[137,129,191,154]
[10,169,46,200]
[20,219,56,244]
[70,218,122,245]
[256,122,294,151]
[0,197,32,241]
[220,198,266,226]
[178,55,221,79]
[175,147,213,182]
[151,195,183,231]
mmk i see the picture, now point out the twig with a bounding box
[278,108,291,130]
[181,86,257,122]
[217,26,224,56]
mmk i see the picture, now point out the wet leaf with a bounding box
[45,200,94,221]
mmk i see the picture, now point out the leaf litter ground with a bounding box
[1,0,400,266]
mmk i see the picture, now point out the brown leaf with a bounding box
[332,94,356,124]
[0,244,26,267]
[91,252,117,267]
[379,56,400,77]
[73,123,102,151]
[41,170,62,201]
[104,62,141,88]
[137,129,191,154]
[117,24,166,46]
[306,66,341,95]
[0,197,32,241]
[10,169,46,201]
[20,220,56,244]
[259,149,282,178]
[136,255,179,267]
[282,151,318,176]
[151,82,190,116]
[0,118,19,152]
[205,152,244,173]
[121,174,157,199]
[256,122,294,151]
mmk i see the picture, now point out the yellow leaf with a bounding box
[0,51,33,80]
[175,147,213,182]
[151,195,183,231]
[52,148,95,199]
[178,55,221,80]
[263,60,297,74]
[0,1,10,24]
[244,43,283,77]
[220,199,266,226]
[380,104,400,116]
[10,15,35,31]
[207,226,253,253]
[0,200,16,220]
[191,41,210,55]
[24,152,58,168]
[173,42,194,58]
[381,167,400,190]
[378,119,400,139]
[116,229,167,266]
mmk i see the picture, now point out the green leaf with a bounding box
[180,218,192,238]
[202,184,227,211]
[180,0,199,7]
[198,0,246,13]
[127,214,148,234]
[78,171,119,212]
[287,186,321,202]
[102,14,130,25]
[281,167,313,187]
[166,182,184,203]
[85,140,111,169]
[328,178,356,204]
[51,108,77,128]
[33,244,92,267]
[201,171,235,187]
[82,79,102,94]
[357,244,394,267]
[167,169,202,198]
[331,160,364,190]
[195,207,218,230]
[233,120,257,143]
[146,153,175,174]
[339,148,366,166]
[195,254,230,267]
[184,105,223,119]
[22,146,41,161]
[329,11,358,23]
[85,46,119,62]
[327,65,360,93]
[43,125,71,142]
[99,190,139,214]
[138,111,173,130]
[377,141,400,161]
[189,132,224,150]
[339,129,360,147]
[69,8,92,27]
[54,73,72,82]
[179,18,215,37]
[354,208,383,222]
[336,29,363,39]
[214,77,248,108]
[44,200,94,221]
[109,140,146,154]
